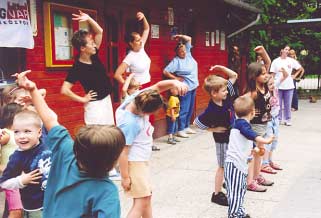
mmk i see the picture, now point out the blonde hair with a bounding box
[13,109,42,128]
[289,49,297,60]
[233,95,254,118]
[203,75,228,94]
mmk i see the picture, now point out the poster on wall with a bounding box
[220,31,226,50]
[0,0,34,49]
[205,32,210,46]
[151,24,160,39]
[211,32,215,46]
[168,7,174,25]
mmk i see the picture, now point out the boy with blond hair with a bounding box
[0,109,52,217]
[194,65,237,206]
[225,95,274,218]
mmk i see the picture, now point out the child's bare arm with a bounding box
[0,169,42,189]
[150,79,188,96]
[255,135,274,146]
[209,65,238,84]
[13,70,59,131]
[119,146,131,191]
[254,46,271,71]
[122,73,134,98]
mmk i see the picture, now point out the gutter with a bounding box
[227,13,260,38]
[223,0,262,13]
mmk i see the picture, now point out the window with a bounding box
[43,2,97,68]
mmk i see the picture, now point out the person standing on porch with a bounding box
[61,10,114,126]
[163,34,199,138]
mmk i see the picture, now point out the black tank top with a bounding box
[251,88,272,124]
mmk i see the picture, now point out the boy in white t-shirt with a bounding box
[225,95,274,218]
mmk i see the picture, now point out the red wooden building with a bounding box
[0,0,260,137]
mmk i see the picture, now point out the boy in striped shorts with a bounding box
[224,96,274,218]
[194,65,237,206]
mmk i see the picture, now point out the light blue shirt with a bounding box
[164,42,199,91]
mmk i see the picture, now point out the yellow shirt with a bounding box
[166,96,180,118]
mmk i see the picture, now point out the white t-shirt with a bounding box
[116,90,154,161]
[270,57,301,90]
[123,45,151,85]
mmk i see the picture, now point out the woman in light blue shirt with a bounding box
[163,34,199,138]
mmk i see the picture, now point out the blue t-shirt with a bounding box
[194,80,236,143]
[0,141,52,211]
[43,125,120,218]
[164,42,199,91]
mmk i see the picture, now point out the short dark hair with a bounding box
[71,29,89,51]
[73,125,125,178]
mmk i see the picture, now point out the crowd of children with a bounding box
[0,9,303,218]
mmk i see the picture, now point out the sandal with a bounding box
[247,180,267,192]
[261,164,277,174]
[270,161,283,170]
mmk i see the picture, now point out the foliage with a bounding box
[238,0,321,74]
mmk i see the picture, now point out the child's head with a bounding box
[134,89,164,114]
[127,78,140,95]
[12,110,42,151]
[0,129,10,146]
[0,103,23,129]
[73,125,125,178]
[267,76,275,92]
[289,49,297,59]
[234,95,255,119]
[246,62,268,91]
[203,75,228,100]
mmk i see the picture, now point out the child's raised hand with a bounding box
[20,169,42,185]
[136,12,145,21]
[0,129,10,146]
[12,70,36,91]
[72,10,91,22]
[173,80,188,96]
[209,65,222,71]
[254,45,265,53]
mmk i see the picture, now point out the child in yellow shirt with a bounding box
[166,87,180,144]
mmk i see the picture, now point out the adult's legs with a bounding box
[184,89,196,129]
[178,91,192,131]
[283,89,294,122]
[291,80,298,110]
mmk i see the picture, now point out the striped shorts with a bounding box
[215,142,228,167]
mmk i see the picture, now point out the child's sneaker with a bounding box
[247,180,267,192]
[167,138,176,145]
[256,174,274,186]
[211,192,228,206]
